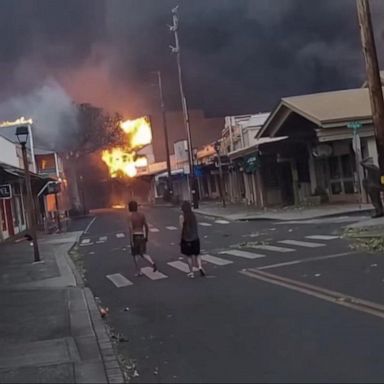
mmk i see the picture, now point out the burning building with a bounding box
[101,116,152,178]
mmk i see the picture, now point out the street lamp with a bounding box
[16,126,40,262]
[214,141,226,208]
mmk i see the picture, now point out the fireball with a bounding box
[101,116,152,178]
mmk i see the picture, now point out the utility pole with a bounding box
[169,5,199,208]
[214,141,226,207]
[155,70,173,199]
[356,0,384,186]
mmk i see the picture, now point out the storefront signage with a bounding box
[0,184,12,199]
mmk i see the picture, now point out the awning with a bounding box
[155,168,186,181]
[0,162,53,184]
[228,136,288,159]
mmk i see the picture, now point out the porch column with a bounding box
[307,145,317,194]
[255,168,265,208]
[290,160,300,205]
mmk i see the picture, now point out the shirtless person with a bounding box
[128,200,157,276]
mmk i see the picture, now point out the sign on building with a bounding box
[0,184,12,199]
[174,140,189,163]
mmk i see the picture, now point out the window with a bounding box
[210,175,217,193]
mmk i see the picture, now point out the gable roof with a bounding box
[282,88,373,126]
[260,87,376,137]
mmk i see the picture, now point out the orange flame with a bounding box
[101,117,151,178]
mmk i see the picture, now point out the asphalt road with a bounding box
[77,206,384,383]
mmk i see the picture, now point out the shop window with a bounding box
[296,159,310,183]
[210,175,217,193]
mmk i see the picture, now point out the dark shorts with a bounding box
[180,238,200,256]
[131,234,146,256]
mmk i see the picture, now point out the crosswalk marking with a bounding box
[278,240,325,248]
[141,267,168,280]
[199,222,212,227]
[247,244,295,253]
[201,254,233,265]
[149,228,160,233]
[306,235,339,240]
[96,236,107,244]
[214,220,230,224]
[166,226,178,231]
[116,233,126,238]
[80,238,93,246]
[219,249,266,259]
[106,273,133,287]
[168,261,190,273]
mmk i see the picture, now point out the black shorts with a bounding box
[131,234,146,256]
[180,238,200,256]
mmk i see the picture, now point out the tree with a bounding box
[64,103,123,215]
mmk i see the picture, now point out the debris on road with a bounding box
[123,307,130,311]
[100,307,109,318]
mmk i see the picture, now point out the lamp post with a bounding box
[16,126,40,262]
[214,141,226,208]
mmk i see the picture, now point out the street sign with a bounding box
[347,121,363,130]
[0,184,12,199]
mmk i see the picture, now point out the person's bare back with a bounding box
[129,211,146,235]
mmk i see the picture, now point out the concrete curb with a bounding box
[84,289,126,384]
[65,229,126,383]
[194,207,373,222]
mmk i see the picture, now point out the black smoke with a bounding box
[0,0,383,118]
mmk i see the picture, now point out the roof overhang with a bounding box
[228,136,288,159]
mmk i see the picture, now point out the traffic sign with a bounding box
[347,121,362,130]
[0,184,12,199]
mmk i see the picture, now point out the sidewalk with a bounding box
[0,232,124,383]
[346,215,384,238]
[194,201,373,221]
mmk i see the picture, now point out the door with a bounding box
[279,162,294,205]
[4,199,14,236]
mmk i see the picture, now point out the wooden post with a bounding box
[356,0,384,185]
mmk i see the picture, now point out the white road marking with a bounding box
[168,261,190,273]
[116,233,126,238]
[106,273,133,287]
[214,219,230,224]
[219,249,266,259]
[278,240,325,248]
[201,254,233,265]
[80,238,91,244]
[149,228,160,233]
[141,267,168,280]
[96,236,107,244]
[248,244,295,253]
[166,226,178,231]
[306,235,340,240]
[84,217,96,234]
[199,222,213,227]
[257,251,354,270]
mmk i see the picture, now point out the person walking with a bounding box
[179,201,205,278]
[128,200,157,276]
[361,158,384,218]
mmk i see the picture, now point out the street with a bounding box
[77,206,384,383]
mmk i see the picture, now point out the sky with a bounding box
[0,0,383,123]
